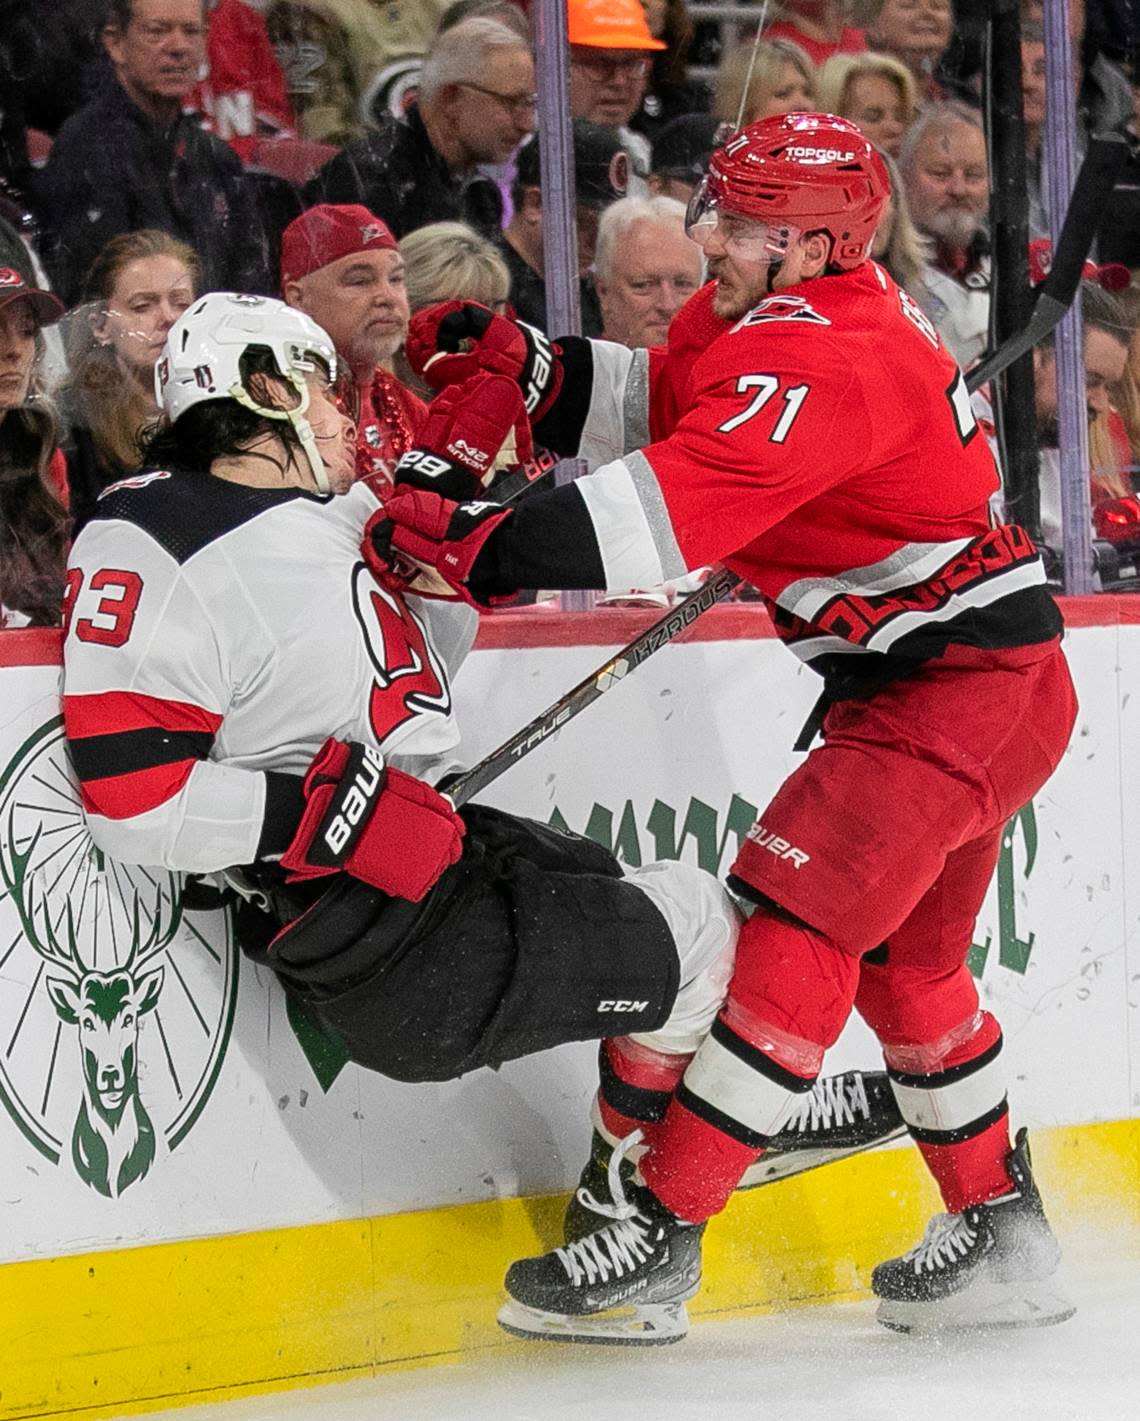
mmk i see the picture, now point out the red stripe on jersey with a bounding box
[63,691,223,739]
[78,759,199,821]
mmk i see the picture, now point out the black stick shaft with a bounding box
[444,567,741,807]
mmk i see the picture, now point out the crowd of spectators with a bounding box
[1,0,1139,626]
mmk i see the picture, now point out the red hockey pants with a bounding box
[641,640,1077,1221]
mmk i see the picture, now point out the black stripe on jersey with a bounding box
[674,1080,772,1150]
[597,1043,672,1124]
[886,1035,1003,1090]
[92,468,321,565]
[906,1098,1009,1146]
[68,726,215,783]
[709,1016,816,1095]
[468,483,607,601]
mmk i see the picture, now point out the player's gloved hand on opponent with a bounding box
[279,738,465,901]
[395,373,534,502]
[405,302,591,455]
[362,489,514,608]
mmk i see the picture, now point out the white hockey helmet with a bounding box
[155,293,340,492]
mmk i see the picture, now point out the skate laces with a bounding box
[904,1211,978,1274]
[575,1128,643,1222]
[783,1071,870,1134]
[555,1130,655,1287]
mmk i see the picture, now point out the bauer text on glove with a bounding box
[279,738,464,901]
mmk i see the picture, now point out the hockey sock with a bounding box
[884,1012,1014,1212]
[596,1037,692,1145]
[915,1110,1014,1213]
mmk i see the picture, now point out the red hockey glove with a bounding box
[406,301,563,418]
[394,373,534,501]
[362,488,514,607]
[1093,495,1140,546]
[279,738,464,901]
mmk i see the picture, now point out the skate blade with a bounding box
[496,1296,689,1346]
[876,1278,1076,1335]
[739,1124,909,1188]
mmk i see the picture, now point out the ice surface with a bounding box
[132,1250,1140,1421]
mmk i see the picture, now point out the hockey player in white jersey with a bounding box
[61,294,903,1326]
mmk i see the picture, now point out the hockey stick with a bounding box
[967,132,1129,390]
[443,567,739,807]
[442,291,1096,810]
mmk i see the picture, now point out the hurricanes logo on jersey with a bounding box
[351,564,452,744]
[735,295,831,330]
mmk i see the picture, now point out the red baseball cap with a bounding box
[280,204,398,287]
[0,264,64,326]
[1027,237,1130,294]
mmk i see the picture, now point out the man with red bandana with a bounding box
[368,113,1079,1344]
[280,203,425,493]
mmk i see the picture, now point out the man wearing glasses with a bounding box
[38,0,272,304]
[567,0,666,194]
[309,16,535,241]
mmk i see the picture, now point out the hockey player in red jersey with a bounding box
[60,291,900,1242]
[369,113,1079,1341]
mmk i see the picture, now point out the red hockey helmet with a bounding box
[687,113,891,271]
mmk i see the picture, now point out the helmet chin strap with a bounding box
[765,260,784,295]
[229,365,331,494]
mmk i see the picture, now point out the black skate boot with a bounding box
[872,1128,1075,1334]
[562,1129,639,1245]
[741,1068,906,1187]
[500,1132,704,1345]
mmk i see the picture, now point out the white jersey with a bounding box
[62,471,476,873]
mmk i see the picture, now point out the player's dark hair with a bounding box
[106,0,208,29]
[0,405,69,626]
[138,347,306,476]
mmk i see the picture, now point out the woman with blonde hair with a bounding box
[399,221,511,314]
[0,256,68,627]
[396,222,511,395]
[714,37,815,129]
[871,148,933,299]
[815,50,917,157]
[1110,276,1140,474]
[59,230,199,529]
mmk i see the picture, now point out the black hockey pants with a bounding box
[236,806,679,1082]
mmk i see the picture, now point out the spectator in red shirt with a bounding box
[281,204,426,493]
[188,0,295,162]
[768,1,868,67]
[0,258,68,627]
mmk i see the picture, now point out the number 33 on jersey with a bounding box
[61,473,473,874]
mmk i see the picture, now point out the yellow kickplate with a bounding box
[2,1120,1137,1421]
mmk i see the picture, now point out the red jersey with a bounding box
[354,368,428,494]
[765,20,868,66]
[545,262,1059,690]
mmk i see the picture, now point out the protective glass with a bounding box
[684,179,798,263]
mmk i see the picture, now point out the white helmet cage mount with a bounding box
[155,293,340,493]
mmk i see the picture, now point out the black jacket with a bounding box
[496,236,603,339]
[307,104,503,240]
[37,80,273,303]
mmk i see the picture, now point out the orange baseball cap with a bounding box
[568,0,666,51]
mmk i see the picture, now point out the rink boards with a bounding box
[0,600,1138,1420]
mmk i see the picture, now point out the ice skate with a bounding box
[500,1132,704,1345]
[740,1068,907,1187]
[872,1128,1075,1334]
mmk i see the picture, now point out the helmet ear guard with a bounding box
[156,294,340,493]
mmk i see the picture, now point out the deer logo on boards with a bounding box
[0,719,238,1197]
